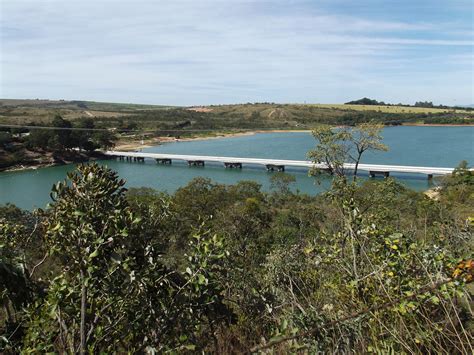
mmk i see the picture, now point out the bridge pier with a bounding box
[156,158,172,164]
[188,160,205,167]
[266,164,285,172]
[105,152,458,178]
[369,170,389,178]
[224,162,242,169]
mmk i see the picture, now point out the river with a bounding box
[1,126,473,210]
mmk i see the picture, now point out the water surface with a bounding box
[1,126,472,210]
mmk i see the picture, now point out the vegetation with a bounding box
[346,98,473,112]
[1,98,472,170]
[345,97,387,105]
[1,99,472,133]
[25,115,117,152]
[1,124,473,352]
[308,123,387,178]
[0,114,117,170]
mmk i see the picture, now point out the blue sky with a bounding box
[1,0,472,106]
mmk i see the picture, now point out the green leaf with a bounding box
[197,274,207,285]
[430,296,440,305]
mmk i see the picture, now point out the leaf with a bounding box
[198,274,207,285]
[430,296,440,305]
[89,249,99,258]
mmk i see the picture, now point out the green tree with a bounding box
[23,164,232,353]
[23,164,140,353]
[270,172,296,195]
[308,122,387,180]
[92,130,117,150]
[71,117,95,151]
[50,114,73,150]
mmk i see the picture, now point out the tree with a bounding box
[270,172,296,195]
[50,114,72,150]
[23,164,140,353]
[307,122,388,180]
[92,130,117,150]
[23,164,232,353]
[71,117,95,151]
[0,132,12,148]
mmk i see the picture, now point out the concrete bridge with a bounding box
[105,151,463,179]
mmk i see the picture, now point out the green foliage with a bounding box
[345,97,386,105]
[270,172,296,195]
[25,115,117,153]
[1,163,473,353]
[439,161,474,219]
[0,217,34,351]
[308,122,387,178]
[20,164,233,353]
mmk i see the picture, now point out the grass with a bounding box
[312,103,468,113]
[1,99,472,130]
[0,99,176,125]
[207,102,468,114]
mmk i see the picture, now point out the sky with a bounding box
[0,0,473,106]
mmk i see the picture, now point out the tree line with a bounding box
[25,115,117,151]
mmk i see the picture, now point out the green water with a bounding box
[1,126,473,210]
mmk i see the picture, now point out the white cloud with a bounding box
[1,0,472,105]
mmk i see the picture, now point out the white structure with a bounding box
[105,151,465,179]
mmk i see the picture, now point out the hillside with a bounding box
[1,99,473,133]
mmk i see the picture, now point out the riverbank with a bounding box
[113,130,314,151]
[113,123,474,152]
[0,150,110,173]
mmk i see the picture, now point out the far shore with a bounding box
[113,129,316,151]
[113,123,474,152]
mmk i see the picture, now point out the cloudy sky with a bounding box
[1,0,472,106]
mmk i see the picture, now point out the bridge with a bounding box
[105,151,461,179]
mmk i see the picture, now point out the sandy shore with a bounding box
[113,130,314,151]
[113,123,473,152]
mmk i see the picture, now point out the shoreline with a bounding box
[401,123,474,127]
[113,123,473,152]
[0,152,110,173]
[1,123,471,173]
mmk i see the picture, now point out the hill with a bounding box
[1,99,472,133]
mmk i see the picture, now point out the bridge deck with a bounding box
[105,151,461,176]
